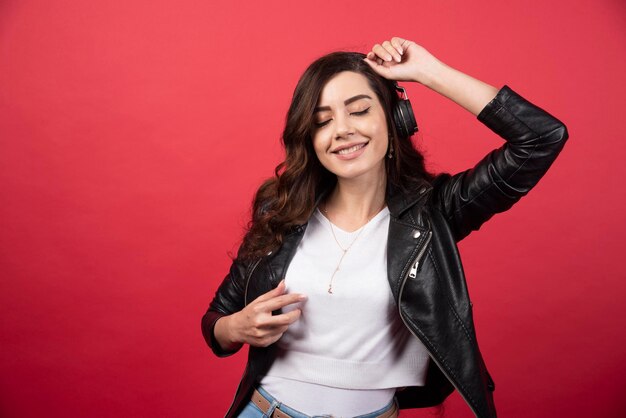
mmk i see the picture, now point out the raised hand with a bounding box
[363,37,443,86]
[364,36,498,116]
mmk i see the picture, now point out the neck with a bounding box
[323,171,387,232]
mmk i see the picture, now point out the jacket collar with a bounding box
[268,179,433,293]
[386,181,432,218]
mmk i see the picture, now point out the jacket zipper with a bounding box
[409,258,419,278]
[397,230,480,417]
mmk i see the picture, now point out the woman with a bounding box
[202,37,568,418]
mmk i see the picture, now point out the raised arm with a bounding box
[365,37,568,241]
[364,37,498,115]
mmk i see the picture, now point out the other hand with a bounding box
[363,37,443,87]
[228,280,306,347]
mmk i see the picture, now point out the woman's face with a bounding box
[312,71,389,182]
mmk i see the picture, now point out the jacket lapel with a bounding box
[386,183,432,301]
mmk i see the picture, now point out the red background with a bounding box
[1,0,625,417]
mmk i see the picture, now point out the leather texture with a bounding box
[202,85,568,418]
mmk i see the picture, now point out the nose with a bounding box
[334,113,354,140]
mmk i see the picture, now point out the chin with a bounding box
[329,162,386,181]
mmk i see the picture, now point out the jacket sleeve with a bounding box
[432,85,568,241]
[201,258,248,357]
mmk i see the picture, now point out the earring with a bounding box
[387,142,394,159]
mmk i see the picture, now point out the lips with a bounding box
[331,141,369,160]
[332,142,368,154]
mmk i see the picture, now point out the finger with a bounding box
[364,49,384,66]
[248,323,291,347]
[252,331,285,347]
[249,310,299,330]
[382,40,402,62]
[390,37,406,55]
[261,293,307,312]
[264,309,302,327]
[363,56,391,77]
[371,43,394,62]
[254,280,286,303]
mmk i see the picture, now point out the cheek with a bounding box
[373,122,388,138]
[368,120,390,155]
[364,120,389,148]
[312,133,329,158]
[357,111,388,138]
[311,135,337,172]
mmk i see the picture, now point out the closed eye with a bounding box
[351,107,370,116]
[314,107,371,128]
[314,119,331,128]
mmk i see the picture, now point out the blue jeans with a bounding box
[237,386,398,418]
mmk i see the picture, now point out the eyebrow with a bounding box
[313,94,372,113]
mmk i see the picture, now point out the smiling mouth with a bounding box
[334,142,368,155]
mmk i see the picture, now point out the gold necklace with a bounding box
[321,203,384,294]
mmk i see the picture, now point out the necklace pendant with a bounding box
[323,201,385,297]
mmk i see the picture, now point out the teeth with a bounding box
[337,143,365,155]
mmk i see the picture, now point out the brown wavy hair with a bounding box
[237,51,435,261]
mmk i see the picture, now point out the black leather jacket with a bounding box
[202,86,568,418]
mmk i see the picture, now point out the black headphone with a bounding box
[392,84,418,138]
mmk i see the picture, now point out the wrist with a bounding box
[419,59,449,90]
[215,314,243,351]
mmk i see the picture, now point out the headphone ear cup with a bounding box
[393,98,418,138]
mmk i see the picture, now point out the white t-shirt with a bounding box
[260,207,430,415]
